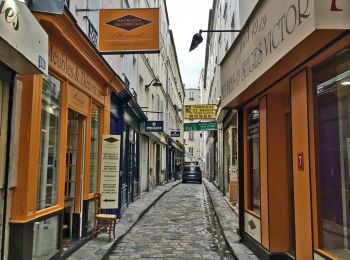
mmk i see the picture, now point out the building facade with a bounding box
[184,88,202,165]
[5,0,184,259]
[203,0,257,201]
[209,0,350,259]
[0,2,49,259]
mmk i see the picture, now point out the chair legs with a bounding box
[94,219,117,242]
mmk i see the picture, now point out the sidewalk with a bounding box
[68,181,181,260]
[203,178,258,260]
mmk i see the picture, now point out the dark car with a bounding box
[182,165,202,183]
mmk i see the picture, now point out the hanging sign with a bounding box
[171,131,181,137]
[100,135,121,209]
[145,121,164,132]
[99,8,159,54]
[184,105,216,119]
[184,121,217,131]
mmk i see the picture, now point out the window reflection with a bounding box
[37,75,60,210]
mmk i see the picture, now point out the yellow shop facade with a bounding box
[9,10,124,259]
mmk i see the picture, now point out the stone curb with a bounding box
[68,181,181,260]
[203,179,258,260]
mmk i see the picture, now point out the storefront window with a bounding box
[32,215,59,259]
[247,107,260,214]
[89,103,100,193]
[314,50,350,259]
[37,75,60,210]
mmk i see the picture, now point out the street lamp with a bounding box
[145,78,162,91]
[189,29,241,52]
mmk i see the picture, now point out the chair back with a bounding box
[94,193,102,215]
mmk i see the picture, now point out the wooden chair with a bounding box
[93,193,117,242]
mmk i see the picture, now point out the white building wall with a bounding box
[66,0,185,189]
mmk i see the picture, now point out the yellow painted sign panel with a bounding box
[99,8,159,53]
[184,105,216,119]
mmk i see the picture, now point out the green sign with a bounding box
[184,122,217,132]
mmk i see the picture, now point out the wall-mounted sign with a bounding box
[49,43,105,103]
[221,0,350,108]
[171,131,181,137]
[184,105,216,119]
[145,121,164,132]
[99,8,159,54]
[184,121,217,132]
[0,1,48,74]
[100,135,121,209]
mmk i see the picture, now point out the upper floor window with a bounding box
[189,91,194,101]
[189,132,194,140]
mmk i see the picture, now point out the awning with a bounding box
[0,1,48,75]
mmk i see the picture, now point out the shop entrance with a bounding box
[63,109,86,244]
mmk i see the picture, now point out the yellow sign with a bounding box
[99,8,159,53]
[184,105,217,119]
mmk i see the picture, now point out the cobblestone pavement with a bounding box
[109,183,233,259]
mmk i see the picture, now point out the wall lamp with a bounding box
[145,78,162,91]
[189,29,241,51]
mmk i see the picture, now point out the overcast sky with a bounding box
[166,0,213,89]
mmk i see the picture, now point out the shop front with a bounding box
[120,104,147,211]
[0,1,48,259]
[223,111,239,205]
[220,1,350,259]
[8,9,123,259]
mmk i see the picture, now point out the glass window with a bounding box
[247,107,260,214]
[314,49,350,259]
[89,103,100,193]
[37,75,60,210]
[32,215,59,259]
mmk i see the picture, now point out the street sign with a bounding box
[184,105,216,119]
[145,121,164,132]
[100,135,121,209]
[184,121,217,131]
[170,131,181,137]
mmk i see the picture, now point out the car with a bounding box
[182,165,202,184]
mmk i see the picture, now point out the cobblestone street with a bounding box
[109,183,234,259]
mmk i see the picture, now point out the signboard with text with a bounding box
[100,135,121,209]
[184,105,216,119]
[170,131,181,137]
[0,1,48,74]
[99,8,159,54]
[184,122,217,132]
[145,121,164,132]
[221,0,350,108]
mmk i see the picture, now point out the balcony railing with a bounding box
[86,17,98,47]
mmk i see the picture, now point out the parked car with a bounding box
[182,165,202,184]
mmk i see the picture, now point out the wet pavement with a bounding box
[109,183,234,259]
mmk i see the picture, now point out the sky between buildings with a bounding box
[167,0,213,89]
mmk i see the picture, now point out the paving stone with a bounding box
[110,183,234,259]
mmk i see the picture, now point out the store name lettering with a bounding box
[222,0,311,97]
[49,44,103,100]
[73,93,86,109]
[0,0,19,31]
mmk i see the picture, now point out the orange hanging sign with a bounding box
[99,8,160,54]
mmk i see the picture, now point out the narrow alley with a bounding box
[109,183,233,259]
